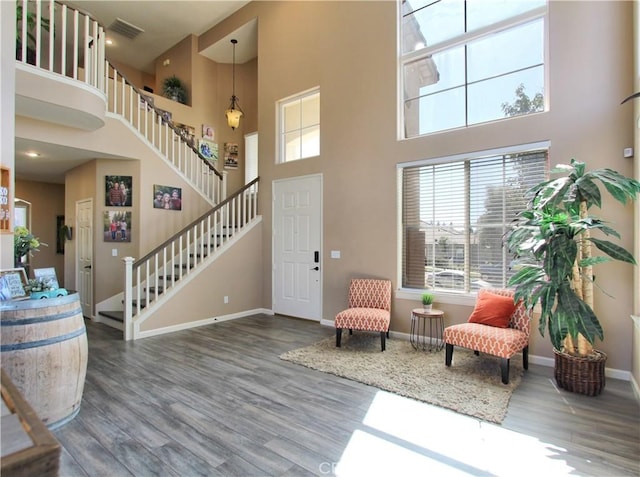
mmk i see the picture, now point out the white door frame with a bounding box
[76,198,93,319]
[272,174,323,321]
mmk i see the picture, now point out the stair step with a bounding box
[98,310,124,322]
[159,275,181,281]
[174,264,195,270]
[146,286,164,294]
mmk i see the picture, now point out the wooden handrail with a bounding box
[133,177,259,269]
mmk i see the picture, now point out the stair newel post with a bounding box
[123,256,135,341]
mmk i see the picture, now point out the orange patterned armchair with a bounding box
[335,279,392,351]
[443,288,531,384]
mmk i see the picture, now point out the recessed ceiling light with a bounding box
[25,152,40,157]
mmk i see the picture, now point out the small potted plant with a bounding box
[162,75,187,104]
[421,292,434,312]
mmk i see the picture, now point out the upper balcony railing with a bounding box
[16,0,225,203]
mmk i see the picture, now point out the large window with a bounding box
[400,144,548,294]
[400,0,547,138]
[277,88,320,163]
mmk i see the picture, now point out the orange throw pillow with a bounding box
[468,292,516,328]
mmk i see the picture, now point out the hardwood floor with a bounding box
[53,315,640,476]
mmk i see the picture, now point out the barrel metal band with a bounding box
[1,327,86,351]
[0,307,83,326]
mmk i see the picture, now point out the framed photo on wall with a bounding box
[153,185,182,211]
[104,211,132,242]
[105,176,132,207]
[198,139,218,163]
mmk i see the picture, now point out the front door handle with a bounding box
[84,265,92,269]
[311,266,319,271]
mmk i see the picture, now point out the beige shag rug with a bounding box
[280,333,523,424]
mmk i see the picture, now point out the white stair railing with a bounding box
[16,0,226,204]
[123,179,260,340]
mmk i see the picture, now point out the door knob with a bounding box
[311,266,319,271]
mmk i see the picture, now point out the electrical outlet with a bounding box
[224,296,229,304]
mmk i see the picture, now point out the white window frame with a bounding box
[276,87,320,163]
[398,2,548,140]
[396,141,550,306]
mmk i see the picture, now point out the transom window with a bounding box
[399,143,548,294]
[400,0,547,138]
[277,88,320,163]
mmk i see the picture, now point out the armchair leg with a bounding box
[336,328,342,347]
[501,358,510,384]
[445,343,453,366]
[523,346,529,370]
[349,329,353,335]
[380,332,386,351]
[474,350,479,356]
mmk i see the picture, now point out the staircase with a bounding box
[16,0,260,340]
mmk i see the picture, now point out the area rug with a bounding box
[280,333,523,424]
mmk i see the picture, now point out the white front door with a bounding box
[273,175,322,321]
[76,199,93,318]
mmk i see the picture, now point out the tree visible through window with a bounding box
[400,0,547,138]
[401,145,548,293]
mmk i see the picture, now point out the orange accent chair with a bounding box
[443,288,531,384]
[335,279,392,352]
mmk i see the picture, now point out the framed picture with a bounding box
[175,123,195,146]
[0,268,28,300]
[198,139,218,162]
[157,108,172,125]
[139,94,154,111]
[33,267,59,289]
[105,175,132,207]
[103,211,132,242]
[224,142,239,170]
[202,124,214,140]
[153,185,182,211]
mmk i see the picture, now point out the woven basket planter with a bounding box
[554,349,607,396]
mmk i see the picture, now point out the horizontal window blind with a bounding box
[401,148,548,292]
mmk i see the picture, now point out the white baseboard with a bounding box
[134,308,273,339]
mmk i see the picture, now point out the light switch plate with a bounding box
[331,250,341,259]
[112,248,118,257]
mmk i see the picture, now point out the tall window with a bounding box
[400,0,547,138]
[400,144,548,293]
[277,88,320,163]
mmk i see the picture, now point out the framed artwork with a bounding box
[139,94,154,111]
[175,123,195,146]
[33,267,59,289]
[0,268,28,300]
[199,139,218,162]
[202,124,214,140]
[157,108,172,125]
[103,211,132,242]
[224,142,239,170]
[105,176,132,207]
[153,185,182,211]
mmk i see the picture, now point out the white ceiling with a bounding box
[16,0,256,184]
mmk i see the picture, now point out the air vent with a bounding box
[108,18,144,40]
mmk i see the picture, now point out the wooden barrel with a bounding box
[1,292,88,430]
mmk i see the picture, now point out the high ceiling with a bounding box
[16,0,256,184]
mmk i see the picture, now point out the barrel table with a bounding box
[1,292,88,430]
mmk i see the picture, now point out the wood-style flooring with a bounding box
[53,315,640,476]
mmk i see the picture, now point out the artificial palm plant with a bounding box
[505,159,639,393]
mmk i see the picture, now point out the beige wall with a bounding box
[15,180,65,285]
[199,1,637,371]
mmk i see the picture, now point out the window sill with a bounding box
[396,288,477,307]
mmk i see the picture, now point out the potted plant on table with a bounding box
[421,292,434,312]
[14,226,46,269]
[505,159,640,396]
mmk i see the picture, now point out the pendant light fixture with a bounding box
[225,39,244,130]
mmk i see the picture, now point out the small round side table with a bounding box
[410,308,445,352]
